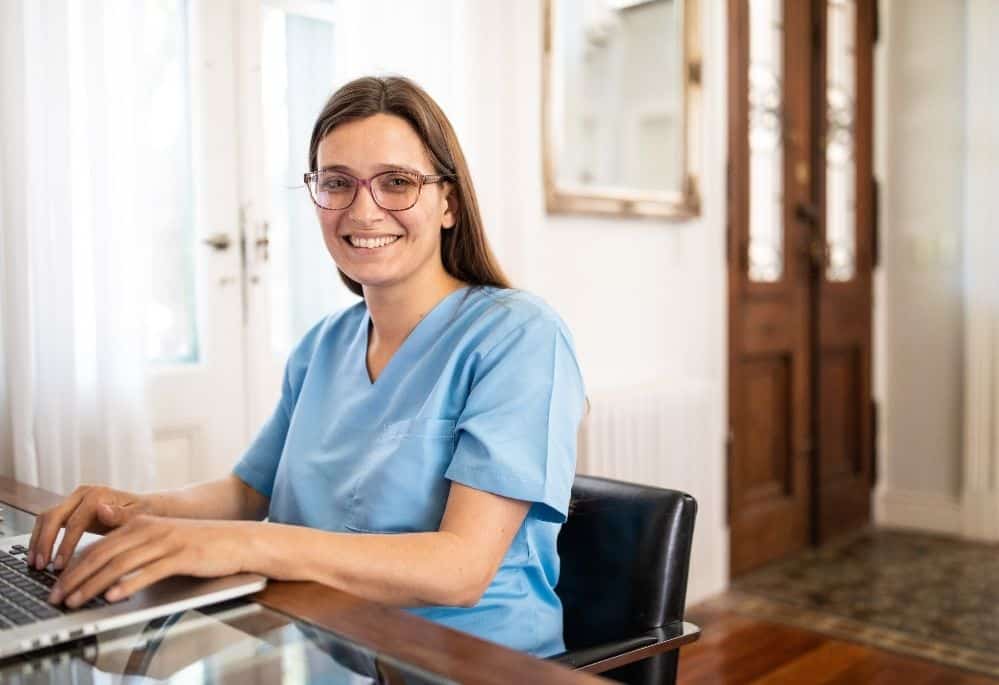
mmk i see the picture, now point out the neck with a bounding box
[364,271,466,349]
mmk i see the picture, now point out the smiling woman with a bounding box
[28,76,587,659]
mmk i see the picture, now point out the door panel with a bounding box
[728,0,813,576]
[239,0,358,435]
[147,0,249,489]
[812,0,874,542]
[147,0,354,488]
[728,0,874,575]
[818,347,861,478]
[740,356,792,502]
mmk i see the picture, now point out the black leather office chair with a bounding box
[548,475,699,684]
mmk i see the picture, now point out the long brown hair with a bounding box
[308,76,511,296]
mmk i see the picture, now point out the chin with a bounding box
[341,268,406,291]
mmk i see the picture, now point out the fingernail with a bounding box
[106,587,121,602]
[27,553,34,567]
[66,592,82,608]
[53,555,64,570]
[35,557,45,570]
[49,589,62,604]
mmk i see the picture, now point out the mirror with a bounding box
[543,0,702,219]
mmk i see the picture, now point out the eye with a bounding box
[377,173,418,193]
[319,173,354,192]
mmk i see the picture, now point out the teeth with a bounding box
[348,235,401,249]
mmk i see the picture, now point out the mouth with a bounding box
[343,234,402,250]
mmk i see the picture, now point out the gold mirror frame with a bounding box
[542,0,702,220]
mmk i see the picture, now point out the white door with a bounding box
[146,0,355,487]
[145,0,247,488]
[238,0,358,434]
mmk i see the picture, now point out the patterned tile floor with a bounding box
[721,528,999,677]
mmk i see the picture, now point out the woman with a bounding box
[27,76,585,658]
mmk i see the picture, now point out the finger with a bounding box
[51,506,98,571]
[52,523,156,604]
[60,543,169,609]
[30,490,88,569]
[104,557,179,604]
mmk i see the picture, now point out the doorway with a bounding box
[726,0,877,576]
[146,0,356,489]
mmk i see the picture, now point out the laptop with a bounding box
[0,531,267,659]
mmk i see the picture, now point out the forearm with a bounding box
[243,522,486,608]
[144,476,268,521]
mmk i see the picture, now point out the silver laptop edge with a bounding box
[0,533,267,660]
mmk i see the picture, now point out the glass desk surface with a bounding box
[0,505,453,685]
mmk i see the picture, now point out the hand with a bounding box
[47,515,251,608]
[28,485,153,571]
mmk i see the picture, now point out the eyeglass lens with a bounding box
[311,171,420,211]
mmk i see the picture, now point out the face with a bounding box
[313,113,457,297]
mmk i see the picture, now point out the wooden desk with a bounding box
[0,476,604,684]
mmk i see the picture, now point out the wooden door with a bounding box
[727,0,875,576]
[811,0,876,542]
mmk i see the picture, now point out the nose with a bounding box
[347,180,384,225]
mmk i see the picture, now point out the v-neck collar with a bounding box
[360,286,471,386]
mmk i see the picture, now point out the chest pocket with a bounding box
[346,418,457,533]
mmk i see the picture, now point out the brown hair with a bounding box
[308,76,511,296]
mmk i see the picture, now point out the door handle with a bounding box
[255,222,270,262]
[201,233,232,251]
[795,203,819,226]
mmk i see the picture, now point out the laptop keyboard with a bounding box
[0,546,107,630]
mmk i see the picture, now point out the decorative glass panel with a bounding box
[261,3,358,356]
[143,0,199,363]
[825,0,856,282]
[748,0,785,283]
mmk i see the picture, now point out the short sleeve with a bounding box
[444,315,586,523]
[233,314,333,497]
[231,360,297,499]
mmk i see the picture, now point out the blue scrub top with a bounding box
[233,286,586,657]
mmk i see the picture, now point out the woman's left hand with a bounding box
[47,515,251,608]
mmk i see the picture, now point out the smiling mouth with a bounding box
[345,235,401,249]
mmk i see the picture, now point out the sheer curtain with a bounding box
[0,0,154,494]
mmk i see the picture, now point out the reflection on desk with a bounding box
[0,506,38,541]
[0,599,453,684]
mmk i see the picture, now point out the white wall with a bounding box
[961,0,999,541]
[455,1,730,604]
[874,0,968,532]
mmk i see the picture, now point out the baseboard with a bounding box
[874,487,963,535]
[961,492,999,541]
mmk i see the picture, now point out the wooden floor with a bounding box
[677,601,998,685]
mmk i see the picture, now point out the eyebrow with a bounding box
[317,163,424,175]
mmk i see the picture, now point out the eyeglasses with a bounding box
[303,169,455,211]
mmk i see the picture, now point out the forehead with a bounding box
[316,113,432,171]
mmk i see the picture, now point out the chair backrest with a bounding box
[555,474,697,649]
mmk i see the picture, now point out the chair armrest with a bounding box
[548,621,701,674]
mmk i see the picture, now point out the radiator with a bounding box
[576,383,711,495]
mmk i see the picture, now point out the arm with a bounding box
[145,475,269,521]
[49,482,529,609]
[29,475,268,571]
[247,483,529,607]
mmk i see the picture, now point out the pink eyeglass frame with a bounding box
[303,169,455,211]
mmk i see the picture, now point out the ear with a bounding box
[441,183,459,230]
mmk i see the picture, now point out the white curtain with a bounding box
[0,0,154,494]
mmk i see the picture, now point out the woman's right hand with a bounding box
[27,485,153,571]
